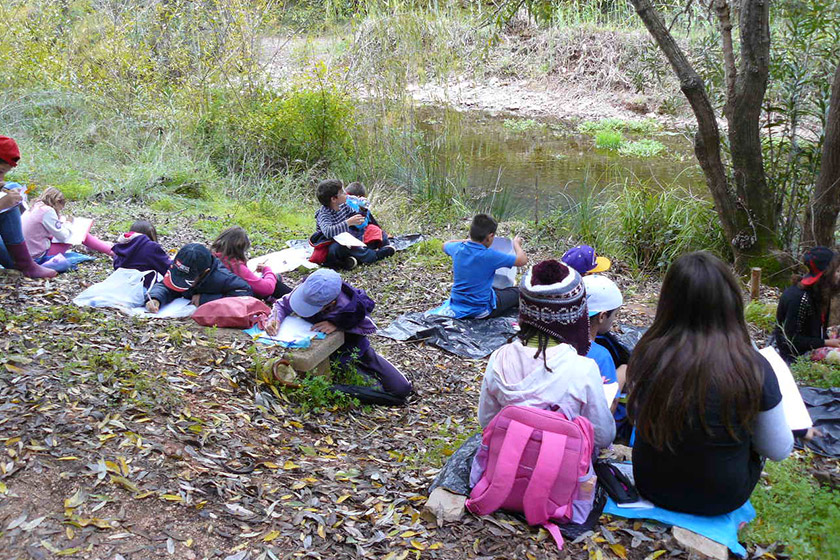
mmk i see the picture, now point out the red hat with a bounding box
[0,137,20,167]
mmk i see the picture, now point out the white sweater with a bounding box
[477,339,617,449]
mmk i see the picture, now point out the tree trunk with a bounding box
[803,62,840,247]
[726,0,777,262]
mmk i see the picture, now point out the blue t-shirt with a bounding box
[444,240,516,318]
[587,341,617,384]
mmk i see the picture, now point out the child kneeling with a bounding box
[265,269,412,401]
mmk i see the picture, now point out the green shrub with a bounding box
[745,458,840,559]
[744,301,778,332]
[618,139,666,158]
[790,356,840,389]
[579,118,660,134]
[55,181,94,201]
[595,130,625,150]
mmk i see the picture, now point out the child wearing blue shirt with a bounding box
[442,214,527,319]
[583,274,626,388]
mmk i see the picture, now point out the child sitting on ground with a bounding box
[582,274,627,389]
[211,226,292,301]
[345,181,388,249]
[562,244,611,277]
[0,136,56,278]
[112,220,171,288]
[22,187,113,261]
[313,179,394,270]
[442,213,527,319]
[265,268,412,402]
[145,243,252,312]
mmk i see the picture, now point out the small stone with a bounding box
[424,487,467,526]
[672,527,728,560]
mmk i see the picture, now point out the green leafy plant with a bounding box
[790,356,840,389]
[618,139,666,158]
[595,130,625,150]
[744,301,778,332]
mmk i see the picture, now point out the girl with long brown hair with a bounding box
[211,226,291,301]
[627,252,792,515]
[774,246,840,363]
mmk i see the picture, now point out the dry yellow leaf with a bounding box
[410,540,426,550]
[609,543,627,559]
[282,461,299,470]
[263,530,281,542]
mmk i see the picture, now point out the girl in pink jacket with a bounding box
[211,226,291,301]
[21,187,113,261]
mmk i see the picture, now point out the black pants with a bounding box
[273,275,293,298]
[488,287,519,318]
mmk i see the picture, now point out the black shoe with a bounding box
[376,246,396,261]
[344,256,358,270]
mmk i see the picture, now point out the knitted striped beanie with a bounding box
[519,260,591,356]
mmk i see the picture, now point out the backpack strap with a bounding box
[522,431,567,525]
[466,420,533,515]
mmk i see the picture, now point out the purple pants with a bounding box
[336,334,413,397]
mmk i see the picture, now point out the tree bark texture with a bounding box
[727,0,777,257]
[803,62,840,247]
[627,0,740,248]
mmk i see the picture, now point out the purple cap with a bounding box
[289,268,342,318]
[561,245,611,276]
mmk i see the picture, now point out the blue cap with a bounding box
[289,269,342,318]
[561,245,611,277]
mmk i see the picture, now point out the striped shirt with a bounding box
[315,204,353,239]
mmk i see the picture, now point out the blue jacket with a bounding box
[148,255,253,306]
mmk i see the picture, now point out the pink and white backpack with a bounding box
[466,405,597,550]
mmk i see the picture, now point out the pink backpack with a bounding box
[192,296,270,329]
[466,405,596,550]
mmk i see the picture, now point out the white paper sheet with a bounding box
[490,237,517,289]
[759,346,813,431]
[248,249,318,274]
[272,315,321,343]
[55,217,93,245]
[334,231,366,248]
[128,298,197,318]
[603,382,620,409]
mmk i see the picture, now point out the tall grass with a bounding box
[545,176,728,273]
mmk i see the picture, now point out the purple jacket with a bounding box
[270,282,377,335]
[112,233,171,287]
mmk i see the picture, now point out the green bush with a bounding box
[745,458,840,559]
[618,139,666,158]
[790,356,840,389]
[595,130,625,150]
[744,301,778,332]
[57,181,95,201]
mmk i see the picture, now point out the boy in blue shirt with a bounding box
[582,274,626,388]
[442,214,527,319]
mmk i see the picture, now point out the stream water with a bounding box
[370,105,707,218]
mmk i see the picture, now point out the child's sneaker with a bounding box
[343,256,358,270]
[376,246,396,261]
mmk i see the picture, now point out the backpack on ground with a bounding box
[466,405,597,550]
[192,296,270,329]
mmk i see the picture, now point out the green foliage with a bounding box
[595,130,625,150]
[284,374,359,413]
[790,356,840,389]
[579,118,660,134]
[619,139,666,158]
[408,238,449,268]
[546,178,728,273]
[744,301,778,333]
[57,181,95,201]
[745,458,840,559]
[502,118,542,132]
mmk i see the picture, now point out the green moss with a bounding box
[58,181,95,201]
[408,238,449,268]
[745,458,840,559]
[149,197,179,212]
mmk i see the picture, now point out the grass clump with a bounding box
[790,356,840,389]
[579,118,661,134]
[619,139,666,158]
[595,130,625,150]
[745,458,840,559]
[744,301,778,332]
[408,238,449,269]
[56,181,95,201]
[502,118,542,133]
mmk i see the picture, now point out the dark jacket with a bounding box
[112,233,171,288]
[148,255,253,306]
[774,284,828,363]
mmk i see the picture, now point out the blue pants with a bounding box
[0,206,25,268]
[325,232,390,269]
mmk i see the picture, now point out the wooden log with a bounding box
[750,267,761,301]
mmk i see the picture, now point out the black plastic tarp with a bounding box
[378,312,518,359]
[799,386,840,457]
